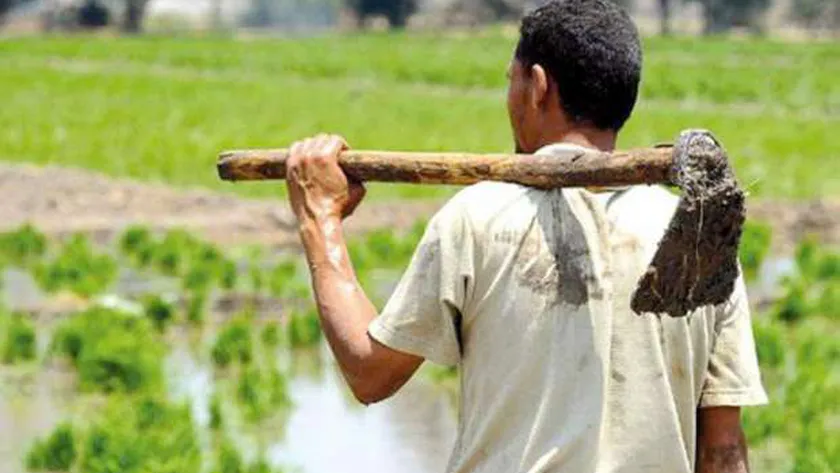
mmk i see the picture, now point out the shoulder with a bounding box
[430,182,540,235]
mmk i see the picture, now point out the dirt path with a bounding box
[0,162,836,254]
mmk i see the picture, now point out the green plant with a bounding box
[211,317,253,368]
[268,260,298,298]
[287,310,321,348]
[2,313,37,364]
[186,291,207,325]
[25,422,76,472]
[237,365,262,421]
[143,295,175,332]
[236,364,291,423]
[247,458,278,473]
[267,365,291,408]
[739,220,772,282]
[50,307,164,393]
[213,438,244,473]
[247,249,265,295]
[35,234,117,298]
[774,241,839,323]
[209,393,223,431]
[752,319,786,370]
[119,225,154,266]
[0,224,47,268]
[78,395,201,473]
[261,322,280,348]
[220,260,238,291]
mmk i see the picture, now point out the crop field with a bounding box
[0,219,836,473]
[1,33,839,199]
[0,31,838,473]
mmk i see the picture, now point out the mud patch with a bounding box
[0,162,440,248]
[517,191,600,307]
[631,130,745,317]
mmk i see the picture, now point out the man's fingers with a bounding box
[330,134,350,152]
[343,179,367,218]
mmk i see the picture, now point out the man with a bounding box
[283,1,768,472]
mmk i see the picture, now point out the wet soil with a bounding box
[632,131,744,317]
[0,161,836,254]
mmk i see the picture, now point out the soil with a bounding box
[0,162,439,249]
[0,161,836,254]
[632,131,744,317]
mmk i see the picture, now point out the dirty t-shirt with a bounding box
[367,143,768,473]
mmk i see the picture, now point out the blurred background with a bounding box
[0,1,837,473]
[2,0,840,35]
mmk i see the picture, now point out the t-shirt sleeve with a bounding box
[699,274,769,408]
[367,200,475,367]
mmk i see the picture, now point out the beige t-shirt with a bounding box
[368,143,768,473]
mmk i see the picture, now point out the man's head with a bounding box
[507,0,642,153]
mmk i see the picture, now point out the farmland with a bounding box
[1,33,839,198]
[0,30,838,473]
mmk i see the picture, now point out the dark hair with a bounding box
[515,0,642,131]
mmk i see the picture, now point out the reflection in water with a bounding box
[0,367,77,473]
[272,352,458,473]
[0,262,460,473]
[166,331,458,473]
[0,331,458,473]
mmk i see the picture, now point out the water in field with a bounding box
[0,267,459,473]
[0,326,458,473]
[0,256,795,473]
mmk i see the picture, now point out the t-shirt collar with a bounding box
[533,142,631,194]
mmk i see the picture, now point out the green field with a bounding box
[1,33,838,199]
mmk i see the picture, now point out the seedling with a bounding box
[143,295,175,332]
[35,234,117,298]
[2,313,37,364]
[739,220,772,282]
[261,322,280,348]
[50,307,164,393]
[209,393,224,431]
[287,309,321,348]
[211,317,253,368]
[25,422,76,472]
[77,396,201,473]
[0,224,47,268]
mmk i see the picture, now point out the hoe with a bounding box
[217,129,745,318]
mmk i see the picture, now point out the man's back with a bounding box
[369,145,766,473]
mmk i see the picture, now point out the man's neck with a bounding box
[536,128,617,153]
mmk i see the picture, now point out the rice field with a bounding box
[0,33,838,199]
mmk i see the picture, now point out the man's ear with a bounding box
[529,64,549,110]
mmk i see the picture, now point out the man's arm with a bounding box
[696,407,750,473]
[286,134,424,405]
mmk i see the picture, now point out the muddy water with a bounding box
[0,327,458,473]
[0,267,459,473]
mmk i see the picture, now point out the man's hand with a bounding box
[282,133,422,405]
[697,407,750,473]
[286,134,366,223]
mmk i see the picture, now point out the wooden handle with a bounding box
[217,145,675,189]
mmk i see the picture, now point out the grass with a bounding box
[0,34,837,199]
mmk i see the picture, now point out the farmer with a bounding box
[283,1,767,472]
